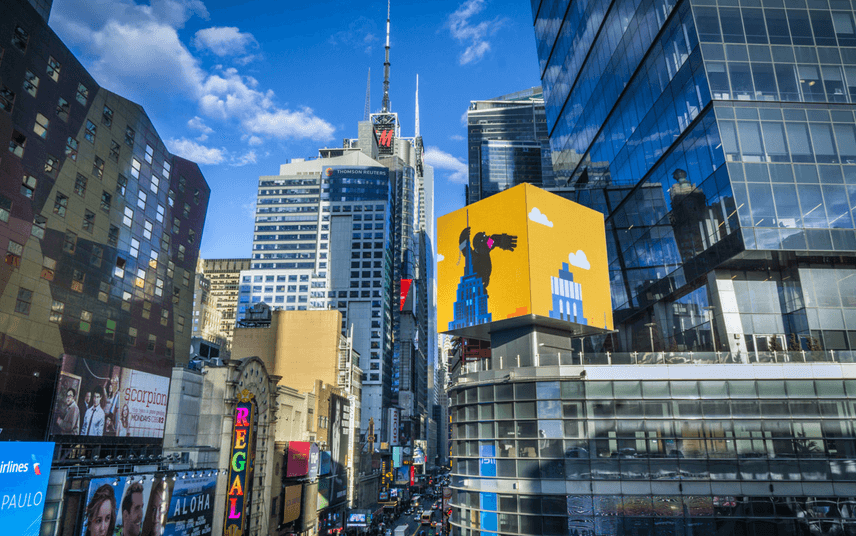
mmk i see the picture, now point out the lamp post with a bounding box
[644,323,656,353]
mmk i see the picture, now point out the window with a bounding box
[109,140,120,162]
[143,220,153,239]
[21,174,36,198]
[23,70,39,97]
[183,202,191,218]
[129,238,139,258]
[107,225,119,247]
[150,174,159,193]
[137,190,146,209]
[102,105,113,127]
[79,310,92,332]
[14,288,32,315]
[145,144,154,163]
[9,130,25,157]
[168,189,175,207]
[125,126,135,148]
[0,195,10,222]
[49,300,63,323]
[188,229,195,244]
[56,97,69,121]
[105,319,116,340]
[0,85,14,112]
[172,217,180,234]
[163,160,170,178]
[6,240,23,267]
[65,137,78,160]
[44,154,59,178]
[178,175,186,192]
[92,156,104,179]
[156,278,164,298]
[100,191,112,212]
[84,120,96,142]
[71,269,85,292]
[47,56,60,82]
[54,192,68,216]
[147,334,157,352]
[12,25,28,52]
[33,113,48,138]
[82,210,95,233]
[131,158,141,178]
[193,189,200,205]
[159,307,168,324]
[123,206,133,227]
[74,174,87,197]
[117,174,128,196]
[63,231,77,254]
[76,83,88,105]
[156,204,165,222]
[178,245,186,261]
[32,215,46,239]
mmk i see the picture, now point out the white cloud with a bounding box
[187,116,214,134]
[450,134,465,141]
[231,150,257,167]
[424,146,467,184]
[437,253,445,262]
[528,207,553,228]
[568,250,590,270]
[446,0,505,65]
[193,26,258,57]
[167,138,226,164]
[247,136,264,146]
[51,0,335,146]
[328,16,379,54]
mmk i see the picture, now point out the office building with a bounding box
[466,87,555,204]
[443,1,856,535]
[201,257,251,347]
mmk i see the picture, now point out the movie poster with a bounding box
[51,355,169,439]
[81,474,157,536]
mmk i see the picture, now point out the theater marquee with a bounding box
[224,390,255,536]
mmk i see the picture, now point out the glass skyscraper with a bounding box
[467,88,556,204]
[444,1,856,535]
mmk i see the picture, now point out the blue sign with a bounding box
[0,441,54,536]
[480,492,498,533]
[479,444,496,477]
[308,443,320,480]
[319,451,332,476]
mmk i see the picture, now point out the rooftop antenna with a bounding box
[363,68,371,121]
[415,74,420,137]
[381,0,391,113]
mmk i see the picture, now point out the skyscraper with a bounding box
[466,87,555,204]
[443,2,856,535]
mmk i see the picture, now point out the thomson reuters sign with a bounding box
[0,442,54,533]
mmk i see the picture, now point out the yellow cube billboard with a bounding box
[437,183,613,336]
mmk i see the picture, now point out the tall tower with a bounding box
[371,0,397,157]
[381,0,391,113]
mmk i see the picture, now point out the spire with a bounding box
[364,68,371,121]
[381,0,391,113]
[415,74,420,137]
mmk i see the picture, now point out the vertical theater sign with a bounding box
[225,390,256,536]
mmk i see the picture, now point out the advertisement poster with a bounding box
[286,442,310,478]
[282,485,302,525]
[347,512,368,528]
[51,355,169,439]
[392,446,402,469]
[163,475,216,536]
[328,394,347,507]
[81,477,126,536]
[0,441,54,536]
[307,443,320,480]
[317,478,331,510]
[437,183,613,336]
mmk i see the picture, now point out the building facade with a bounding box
[201,257,251,347]
[466,87,555,204]
[0,0,209,447]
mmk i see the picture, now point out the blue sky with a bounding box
[50,0,541,259]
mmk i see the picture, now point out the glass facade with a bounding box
[467,88,557,204]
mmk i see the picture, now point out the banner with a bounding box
[52,355,169,439]
[282,485,302,525]
[163,475,216,536]
[286,442,310,478]
[0,441,54,536]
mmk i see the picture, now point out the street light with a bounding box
[644,323,656,353]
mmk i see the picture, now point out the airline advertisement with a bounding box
[51,355,169,439]
[437,183,613,336]
[0,441,54,536]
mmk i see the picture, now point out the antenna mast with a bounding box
[381,0,391,113]
[363,68,371,121]
[415,74,420,137]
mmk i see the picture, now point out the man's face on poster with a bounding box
[123,491,143,536]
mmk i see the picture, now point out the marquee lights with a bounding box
[224,389,255,536]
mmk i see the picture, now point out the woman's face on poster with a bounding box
[90,500,113,536]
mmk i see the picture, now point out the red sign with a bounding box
[287,441,311,477]
[400,279,413,311]
[378,129,393,147]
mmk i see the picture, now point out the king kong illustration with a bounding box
[458,226,518,289]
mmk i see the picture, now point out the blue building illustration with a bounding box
[549,262,588,325]
[450,212,492,330]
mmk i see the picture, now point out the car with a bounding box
[414,515,421,522]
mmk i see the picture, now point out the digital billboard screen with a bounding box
[51,355,169,439]
[0,441,54,536]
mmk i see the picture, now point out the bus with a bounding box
[421,510,433,525]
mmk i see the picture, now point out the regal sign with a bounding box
[224,390,255,536]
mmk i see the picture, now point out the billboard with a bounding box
[0,441,54,536]
[400,279,414,312]
[437,183,613,337]
[388,407,400,446]
[286,442,310,478]
[317,477,330,510]
[307,443,320,480]
[347,512,368,528]
[319,451,331,476]
[51,355,169,439]
[282,485,302,525]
